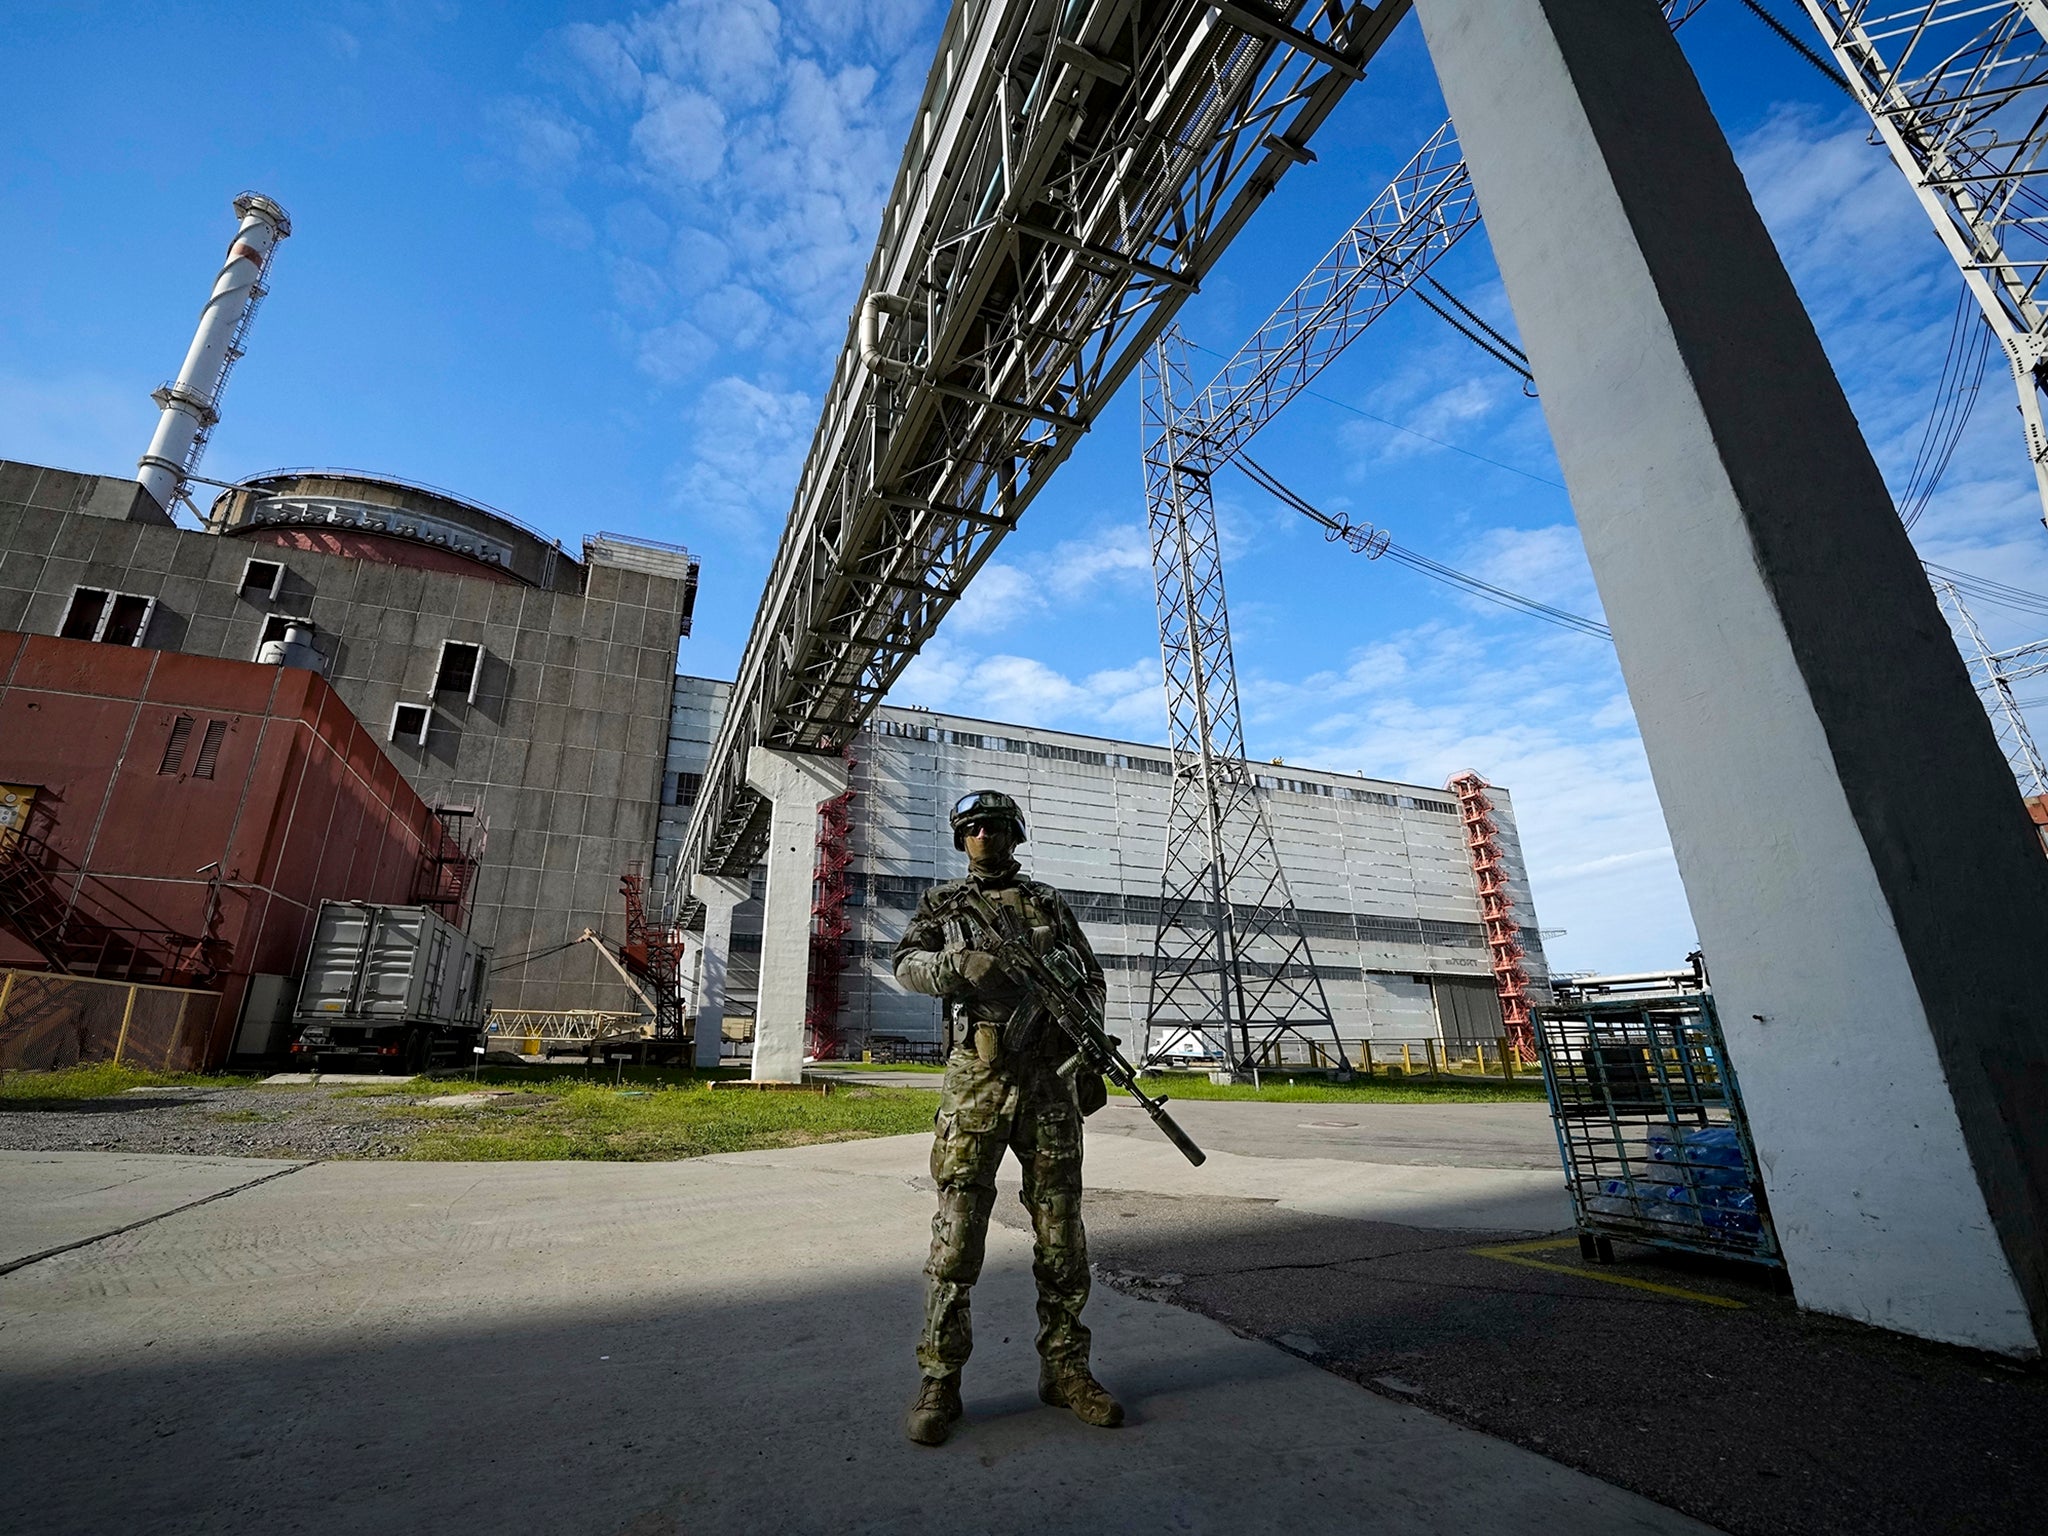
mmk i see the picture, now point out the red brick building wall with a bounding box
[0,631,440,1064]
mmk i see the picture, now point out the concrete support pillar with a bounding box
[690,873,748,1071]
[679,929,704,1028]
[1417,0,2048,1354]
[745,746,850,1084]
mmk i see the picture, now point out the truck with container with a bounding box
[288,901,490,1073]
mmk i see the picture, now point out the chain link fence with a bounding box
[0,968,220,1073]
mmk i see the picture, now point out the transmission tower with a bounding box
[1142,329,1346,1073]
[1796,3,2048,527]
[1932,578,2048,802]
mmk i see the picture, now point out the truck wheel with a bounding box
[401,1028,429,1076]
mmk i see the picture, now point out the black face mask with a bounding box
[966,843,1019,881]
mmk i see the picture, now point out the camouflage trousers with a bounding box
[917,1044,1091,1379]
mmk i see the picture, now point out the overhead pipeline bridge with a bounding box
[667,0,1413,922]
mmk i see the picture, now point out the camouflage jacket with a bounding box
[892,866,1106,1046]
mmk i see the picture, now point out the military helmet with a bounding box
[950,789,1027,850]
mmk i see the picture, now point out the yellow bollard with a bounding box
[113,985,139,1065]
[1401,1042,1413,1075]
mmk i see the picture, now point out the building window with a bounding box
[238,559,285,601]
[434,640,482,701]
[58,587,155,647]
[389,703,431,746]
[159,716,195,775]
[1031,742,1108,767]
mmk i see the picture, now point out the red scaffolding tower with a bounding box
[619,865,682,1041]
[1447,771,1535,1059]
[804,760,857,1062]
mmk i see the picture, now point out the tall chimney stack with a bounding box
[136,191,291,516]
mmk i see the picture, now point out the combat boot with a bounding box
[1039,1364,1124,1427]
[905,1373,964,1446]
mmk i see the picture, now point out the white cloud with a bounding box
[630,83,728,184]
[948,522,1153,636]
[635,317,715,384]
[499,0,941,533]
[668,374,814,534]
[622,0,784,108]
[1247,619,1695,975]
[895,638,1164,737]
[1459,522,1606,622]
[488,97,590,185]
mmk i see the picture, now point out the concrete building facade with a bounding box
[660,674,1548,1059]
[0,459,697,1020]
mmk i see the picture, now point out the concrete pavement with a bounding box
[0,1149,303,1270]
[0,1120,1711,1536]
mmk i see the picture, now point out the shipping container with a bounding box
[290,901,490,1072]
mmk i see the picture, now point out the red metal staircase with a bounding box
[0,829,225,985]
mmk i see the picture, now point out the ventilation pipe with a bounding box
[858,292,914,379]
[137,192,292,516]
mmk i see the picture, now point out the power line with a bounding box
[1923,561,2048,620]
[1184,338,1568,490]
[1413,277,1535,384]
[1231,450,1614,640]
[1900,289,1993,530]
[1739,0,1856,96]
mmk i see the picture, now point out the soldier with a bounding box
[894,789,1123,1447]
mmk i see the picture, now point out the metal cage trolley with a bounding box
[1534,964,1783,1271]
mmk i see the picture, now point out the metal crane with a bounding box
[665,0,1413,923]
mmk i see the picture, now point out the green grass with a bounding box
[0,1063,249,1101]
[334,1063,748,1098]
[398,1077,940,1161]
[1136,1071,1548,1104]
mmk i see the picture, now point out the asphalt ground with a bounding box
[1,1143,1706,1536]
[3,1102,2039,1534]
[1066,1190,2045,1536]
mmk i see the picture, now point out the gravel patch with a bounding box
[0,1085,426,1159]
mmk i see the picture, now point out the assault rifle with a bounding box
[950,888,1206,1167]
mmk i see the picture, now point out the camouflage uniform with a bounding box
[893,866,1106,1379]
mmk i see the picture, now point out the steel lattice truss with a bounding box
[1797,2,2048,524]
[1160,0,1702,465]
[1933,578,2048,796]
[1143,330,1346,1069]
[1137,0,1701,1057]
[1171,117,1480,468]
[667,0,1411,920]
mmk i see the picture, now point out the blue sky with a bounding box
[6,2,2047,974]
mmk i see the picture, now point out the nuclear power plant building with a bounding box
[0,458,698,1034]
[656,675,1550,1060]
